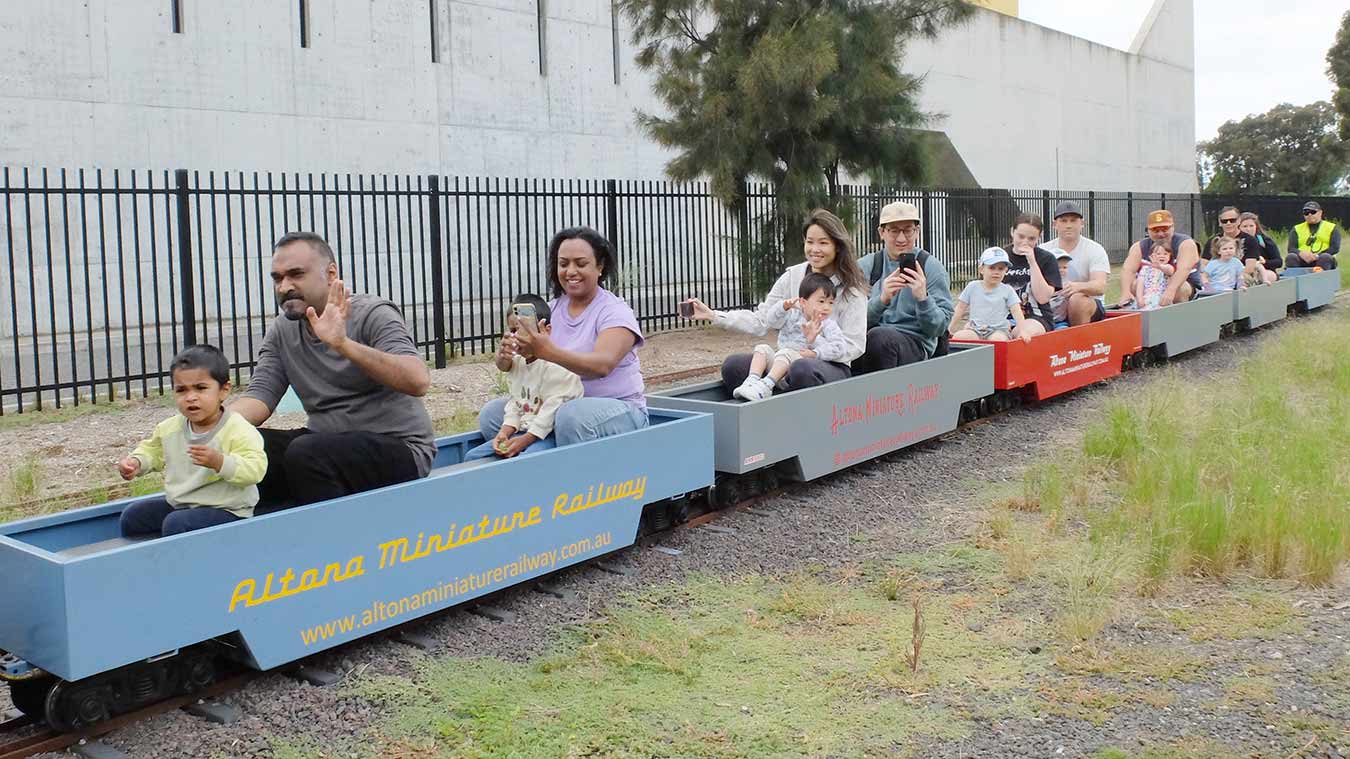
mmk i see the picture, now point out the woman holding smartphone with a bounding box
[482,226,648,447]
[680,209,868,394]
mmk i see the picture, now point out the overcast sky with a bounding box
[1019,0,1345,142]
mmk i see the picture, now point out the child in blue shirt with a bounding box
[949,248,1035,343]
[1201,237,1247,292]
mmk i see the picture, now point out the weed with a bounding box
[1160,588,1302,642]
[491,371,510,396]
[4,456,44,503]
[904,596,926,673]
[1053,542,1134,643]
[128,472,164,498]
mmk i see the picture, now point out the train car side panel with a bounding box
[648,345,995,481]
[954,313,1143,401]
[0,411,713,680]
[1110,291,1234,358]
[1233,279,1297,330]
[1286,268,1340,311]
[0,536,71,679]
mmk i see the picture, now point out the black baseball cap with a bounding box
[1053,200,1083,219]
[1302,201,1322,213]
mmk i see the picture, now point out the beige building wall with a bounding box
[967,0,1019,17]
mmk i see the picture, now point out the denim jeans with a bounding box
[463,428,558,461]
[119,497,241,537]
[476,396,649,453]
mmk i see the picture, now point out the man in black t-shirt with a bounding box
[1001,213,1062,337]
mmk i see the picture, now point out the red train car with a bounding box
[952,312,1143,401]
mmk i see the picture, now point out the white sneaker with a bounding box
[732,378,762,401]
[736,378,773,402]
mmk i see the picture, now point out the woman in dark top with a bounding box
[1239,212,1281,283]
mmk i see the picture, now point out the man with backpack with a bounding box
[852,201,954,373]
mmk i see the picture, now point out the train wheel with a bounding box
[45,679,111,732]
[180,652,216,694]
[7,677,55,718]
[712,477,741,510]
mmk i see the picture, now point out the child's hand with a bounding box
[1020,331,1033,344]
[802,312,823,344]
[187,445,224,472]
[781,298,799,312]
[118,457,141,481]
[499,434,536,459]
[492,426,517,454]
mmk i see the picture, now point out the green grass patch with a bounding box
[346,573,1043,758]
[432,407,479,437]
[1025,308,1350,587]
[3,455,44,503]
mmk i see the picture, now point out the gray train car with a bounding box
[646,345,995,483]
[1110,291,1235,359]
[1233,279,1297,331]
[1283,268,1341,311]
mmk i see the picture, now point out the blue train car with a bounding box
[645,345,994,485]
[0,410,712,728]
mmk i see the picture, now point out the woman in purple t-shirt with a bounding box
[477,227,648,448]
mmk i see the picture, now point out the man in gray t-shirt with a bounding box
[233,232,434,509]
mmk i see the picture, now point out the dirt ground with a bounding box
[0,326,759,511]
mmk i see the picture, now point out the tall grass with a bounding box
[1029,311,1350,587]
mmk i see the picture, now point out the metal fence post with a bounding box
[921,188,932,253]
[1126,191,1134,237]
[605,179,619,250]
[174,169,197,348]
[1087,190,1096,239]
[1041,189,1051,224]
[427,175,447,368]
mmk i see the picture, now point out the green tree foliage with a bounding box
[1330,10,1350,141]
[617,0,971,268]
[1198,101,1349,196]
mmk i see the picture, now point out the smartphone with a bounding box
[897,253,918,274]
[511,303,538,333]
[678,301,694,318]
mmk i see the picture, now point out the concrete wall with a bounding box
[0,0,1195,193]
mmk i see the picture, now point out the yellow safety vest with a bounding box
[1294,221,1335,253]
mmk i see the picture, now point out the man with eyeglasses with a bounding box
[1284,201,1340,270]
[853,201,954,372]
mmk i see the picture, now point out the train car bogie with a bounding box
[0,409,714,725]
[646,345,995,481]
[1109,291,1235,359]
[1233,279,1297,331]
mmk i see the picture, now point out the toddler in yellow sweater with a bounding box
[118,345,267,537]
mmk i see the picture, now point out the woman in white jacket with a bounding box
[682,209,869,394]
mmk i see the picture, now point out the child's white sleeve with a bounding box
[713,269,795,334]
[500,356,527,431]
[811,319,852,364]
[129,418,170,473]
[524,367,585,440]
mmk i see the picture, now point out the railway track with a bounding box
[0,676,254,759]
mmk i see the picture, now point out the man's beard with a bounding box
[280,296,306,321]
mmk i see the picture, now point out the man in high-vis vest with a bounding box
[1285,201,1340,270]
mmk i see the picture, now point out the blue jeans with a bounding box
[463,428,558,461]
[475,396,649,457]
[119,497,242,537]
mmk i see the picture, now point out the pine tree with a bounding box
[617,0,971,279]
[1329,10,1350,141]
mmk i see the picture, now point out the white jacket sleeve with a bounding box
[712,268,796,336]
[834,286,867,364]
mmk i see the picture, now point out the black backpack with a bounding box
[868,251,949,358]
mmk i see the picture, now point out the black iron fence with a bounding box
[0,166,1341,412]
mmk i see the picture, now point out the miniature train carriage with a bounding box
[645,345,994,490]
[1109,290,1235,359]
[952,312,1143,401]
[1282,267,1340,311]
[1232,278,1297,331]
[0,410,713,730]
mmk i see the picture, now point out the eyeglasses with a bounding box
[1219,217,1238,224]
[1303,210,1319,216]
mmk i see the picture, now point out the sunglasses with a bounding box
[1303,210,1319,215]
[1219,217,1238,224]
